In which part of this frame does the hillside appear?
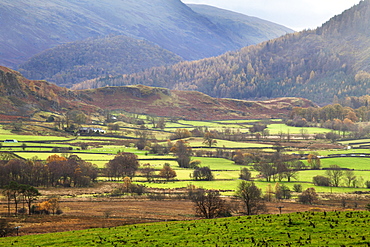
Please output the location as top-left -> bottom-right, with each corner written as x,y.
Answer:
0,0 -> 292,69
79,85 -> 315,120
0,66 -> 98,117
0,66 -> 315,120
73,0 -> 370,105
18,35 -> 183,88
188,4 -> 292,46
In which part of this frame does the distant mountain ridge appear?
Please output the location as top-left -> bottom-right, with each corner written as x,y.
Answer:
0,66 -> 315,120
187,4 -> 292,46
0,0 -> 293,69
18,35 -> 183,88
73,0 -> 370,105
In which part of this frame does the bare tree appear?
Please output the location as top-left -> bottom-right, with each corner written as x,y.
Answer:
190,189 -> 230,219
344,170 -> 357,187
325,165 -> 343,187
235,181 -> 266,215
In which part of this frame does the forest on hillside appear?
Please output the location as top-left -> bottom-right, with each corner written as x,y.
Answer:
73,0 -> 370,105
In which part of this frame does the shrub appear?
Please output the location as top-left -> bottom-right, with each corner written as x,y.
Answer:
293,184 -> 303,192
298,188 -> 318,205
239,167 -> 252,181
365,181 -> 370,189
18,208 -> 27,214
56,209 -> 63,215
0,219 -> 13,237
313,175 -> 330,186
192,167 -> 214,181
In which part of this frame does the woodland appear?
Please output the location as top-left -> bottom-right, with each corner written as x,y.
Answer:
72,0 -> 370,105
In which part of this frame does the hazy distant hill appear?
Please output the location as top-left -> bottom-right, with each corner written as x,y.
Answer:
74,0 -> 370,105
0,0 -> 293,69
0,66 -> 314,120
188,4 -> 292,46
18,35 -> 183,88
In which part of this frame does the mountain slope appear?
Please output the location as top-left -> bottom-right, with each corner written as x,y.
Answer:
0,66 -> 315,120
18,35 -> 183,88
73,0 -> 370,105
0,0 -> 293,68
188,4 -> 292,46
0,66 -> 98,116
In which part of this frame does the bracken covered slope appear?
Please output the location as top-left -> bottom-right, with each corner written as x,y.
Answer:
0,66 -> 315,120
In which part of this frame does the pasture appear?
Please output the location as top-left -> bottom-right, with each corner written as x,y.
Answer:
2,211 -> 370,246
2,118 -> 370,194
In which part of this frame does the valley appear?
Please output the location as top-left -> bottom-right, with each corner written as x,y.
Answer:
1,0 -> 370,246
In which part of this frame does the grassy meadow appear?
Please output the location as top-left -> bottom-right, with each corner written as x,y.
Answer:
2,211 -> 370,246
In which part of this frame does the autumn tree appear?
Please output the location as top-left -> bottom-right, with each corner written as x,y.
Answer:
170,140 -> 192,168
158,163 -> 177,181
203,131 -> 217,148
235,181 -> 266,215
171,129 -> 192,140
105,153 -> 140,179
307,153 -> 321,169
48,197 -> 60,215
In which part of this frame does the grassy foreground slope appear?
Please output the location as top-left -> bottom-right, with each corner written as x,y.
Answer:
2,211 -> 370,246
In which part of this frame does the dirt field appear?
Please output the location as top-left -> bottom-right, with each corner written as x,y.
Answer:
1,183 -> 368,236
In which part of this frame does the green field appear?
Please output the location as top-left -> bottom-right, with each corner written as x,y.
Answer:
2,211 -> 370,246
3,119 -> 370,193
267,124 -> 333,135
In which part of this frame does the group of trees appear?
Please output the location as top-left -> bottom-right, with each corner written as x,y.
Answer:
289,102 -> 370,138
105,154 -> 178,182
140,163 -> 177,182
0,155 -> 98,188
313,165 -> 360,188
191,181 -> 321,219
252,157 -> 305,183
105,153 -> 140,180
2,181 -> 40,215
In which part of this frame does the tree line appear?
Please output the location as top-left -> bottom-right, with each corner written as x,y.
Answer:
0,154 -> 98,188
289,102 -> 370,138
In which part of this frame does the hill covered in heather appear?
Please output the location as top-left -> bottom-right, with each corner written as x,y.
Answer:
0,66 -> 315,120
73,0 -> 370,105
